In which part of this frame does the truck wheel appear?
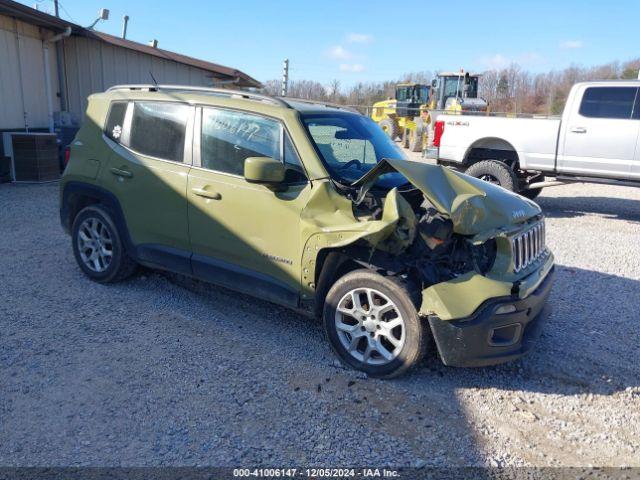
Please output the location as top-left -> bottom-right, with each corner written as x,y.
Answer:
466,160 -> 518,192
409,120 -> 425,152
401,129 -> 410,149
323,269 -> 427,378
521,188 -> 543,200
71,205 -> 137,283
378,118 -> 398,141
520,174 -> 545,200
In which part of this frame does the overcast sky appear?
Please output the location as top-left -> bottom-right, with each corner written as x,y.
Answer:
25,0 -> 640,86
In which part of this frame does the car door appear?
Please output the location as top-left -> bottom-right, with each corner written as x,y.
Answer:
187,106 -> 311,306
102,100 -> 194,274
558,85 -> 639,179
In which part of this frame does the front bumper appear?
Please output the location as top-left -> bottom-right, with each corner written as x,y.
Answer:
428,266 -> 555,367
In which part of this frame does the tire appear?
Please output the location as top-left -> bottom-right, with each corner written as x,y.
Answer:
521,187 -> 543,200
466,160 -> 519,192
401,129 -> 410,149
520,174 -> 544,200
71,205 -> 137,283
378,118 -> 398,141
409,120 -> 425,152
323,269 -> 427,378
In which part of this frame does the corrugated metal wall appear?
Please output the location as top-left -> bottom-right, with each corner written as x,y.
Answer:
62,36 -> 214,120
1,13 -> 217,130
0,14 -> 59,130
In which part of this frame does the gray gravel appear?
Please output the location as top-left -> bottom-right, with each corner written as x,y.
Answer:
1,177 -> 639,468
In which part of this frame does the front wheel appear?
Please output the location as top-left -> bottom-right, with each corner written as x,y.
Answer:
323,269 -> 427,378
378,118 -> 399,141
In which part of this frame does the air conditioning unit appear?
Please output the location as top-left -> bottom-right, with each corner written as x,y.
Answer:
2,132 -> 60,182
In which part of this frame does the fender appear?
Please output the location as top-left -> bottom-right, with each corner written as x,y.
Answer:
298,181 -> 417,304
60,181 -> 135,256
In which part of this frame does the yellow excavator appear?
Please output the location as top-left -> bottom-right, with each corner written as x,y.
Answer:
371,71 -> 488,151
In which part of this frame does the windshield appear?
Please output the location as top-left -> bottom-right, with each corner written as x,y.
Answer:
443,76 -> 479,99
302,112 -> 408,188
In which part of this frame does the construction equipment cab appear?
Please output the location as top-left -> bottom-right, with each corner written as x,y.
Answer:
371,83 -> 431,152
431,71 -> 488,113
395,83 -> 430,117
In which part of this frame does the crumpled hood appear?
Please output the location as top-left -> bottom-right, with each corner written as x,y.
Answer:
352,158 -> 541,235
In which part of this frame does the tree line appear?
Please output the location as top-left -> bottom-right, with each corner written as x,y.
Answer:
262,58 -> 640,115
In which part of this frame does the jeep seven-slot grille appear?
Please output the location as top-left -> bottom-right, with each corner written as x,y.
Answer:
512,221 -> 546,273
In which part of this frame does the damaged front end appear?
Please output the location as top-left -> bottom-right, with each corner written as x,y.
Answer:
302,158 -> 555,367
303,158 -> 554,325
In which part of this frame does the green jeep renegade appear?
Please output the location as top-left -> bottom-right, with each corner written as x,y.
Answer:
60,85 -> 555,378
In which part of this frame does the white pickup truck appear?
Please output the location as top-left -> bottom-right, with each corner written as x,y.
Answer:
425,80 -> 640,198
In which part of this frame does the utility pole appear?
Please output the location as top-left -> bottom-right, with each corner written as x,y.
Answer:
54,0 -> 59,17
121,15 -> 129,39
281,58 -> 289,97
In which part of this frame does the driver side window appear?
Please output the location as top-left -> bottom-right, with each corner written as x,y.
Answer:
200,107 -> 307,184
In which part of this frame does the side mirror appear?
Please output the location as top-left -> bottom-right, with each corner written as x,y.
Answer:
244,156 -> 285,185
431,79 -> 438,88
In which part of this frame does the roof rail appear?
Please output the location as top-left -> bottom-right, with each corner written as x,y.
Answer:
278,97 -> 360,113
106,84 -> 289,107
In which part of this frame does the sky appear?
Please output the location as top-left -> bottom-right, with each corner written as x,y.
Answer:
24,0 -> 640,87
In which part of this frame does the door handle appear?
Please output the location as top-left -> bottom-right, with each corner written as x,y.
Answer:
110,167 -> 133,178
192,187 -> 222,200
570,126 -> 587,133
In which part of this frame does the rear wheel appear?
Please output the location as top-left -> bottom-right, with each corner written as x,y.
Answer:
466,160 -> 518,192
71,205 -> 137,283
323,269 -> 427,378
378,118 -> 399,141
520,174 -> 544,200
409,120 -> 424,152
521,187 -> 543,200
401,129 -> 410,149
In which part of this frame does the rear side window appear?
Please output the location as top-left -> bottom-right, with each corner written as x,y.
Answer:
579,87 -> 637,119
129,102 -> 190,162
104,102 -> 127,142
201,108 -> 280,176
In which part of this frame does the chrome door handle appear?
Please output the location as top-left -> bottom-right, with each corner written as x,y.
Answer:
110,167 -> 133,178
570,126 -> 587,133
192,188 -> 222,200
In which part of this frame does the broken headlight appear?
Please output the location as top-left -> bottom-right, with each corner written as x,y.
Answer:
471,239 -> 497,275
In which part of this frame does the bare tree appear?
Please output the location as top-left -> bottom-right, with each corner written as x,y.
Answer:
328,79 -> 341,101
260,57 -> 640,114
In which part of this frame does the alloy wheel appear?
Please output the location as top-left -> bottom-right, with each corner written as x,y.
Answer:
77,217 -> 113,273
334,287 -> 406,365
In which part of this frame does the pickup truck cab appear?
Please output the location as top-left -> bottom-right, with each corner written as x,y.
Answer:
426,80 -> 640,198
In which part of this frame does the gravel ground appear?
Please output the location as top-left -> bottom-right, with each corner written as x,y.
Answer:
1,175 -> 639,468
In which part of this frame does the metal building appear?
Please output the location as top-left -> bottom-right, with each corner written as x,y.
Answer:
0,0 -> 261,167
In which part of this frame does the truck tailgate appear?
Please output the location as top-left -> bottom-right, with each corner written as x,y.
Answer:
435,114 -> 561,171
